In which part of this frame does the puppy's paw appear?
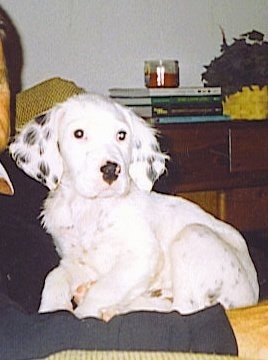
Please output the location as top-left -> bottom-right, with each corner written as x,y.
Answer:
101,307 -> 120,322
73,302 -> 118,320
73,302 -> 100,319
73,280 -> 95,306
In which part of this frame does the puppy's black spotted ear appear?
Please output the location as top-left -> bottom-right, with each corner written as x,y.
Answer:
118,104 -> 169,191
9,108 -> 64,190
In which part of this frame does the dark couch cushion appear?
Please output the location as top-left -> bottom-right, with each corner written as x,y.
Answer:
0,294 -> 237,359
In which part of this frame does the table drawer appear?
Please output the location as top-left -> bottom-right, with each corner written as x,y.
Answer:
157,123 -> 229,192
229,127 -> 268,173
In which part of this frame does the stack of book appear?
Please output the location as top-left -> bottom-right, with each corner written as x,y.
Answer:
109,87 -> 230,123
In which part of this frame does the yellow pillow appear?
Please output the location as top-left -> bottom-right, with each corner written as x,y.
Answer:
16,77 -> 86,130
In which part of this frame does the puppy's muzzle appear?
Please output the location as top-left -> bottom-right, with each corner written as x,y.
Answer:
100,161 -> 121,185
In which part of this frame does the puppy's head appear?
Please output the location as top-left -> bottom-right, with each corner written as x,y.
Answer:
10,93 -> 168,197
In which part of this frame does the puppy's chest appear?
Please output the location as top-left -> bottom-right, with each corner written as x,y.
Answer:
45,198 -> 121,260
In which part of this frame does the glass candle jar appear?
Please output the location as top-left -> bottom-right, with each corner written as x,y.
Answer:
144,60 -> 179,88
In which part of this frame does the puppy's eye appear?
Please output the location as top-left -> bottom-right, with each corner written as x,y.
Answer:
117,130 -> 127,141
74,129 -> 84,139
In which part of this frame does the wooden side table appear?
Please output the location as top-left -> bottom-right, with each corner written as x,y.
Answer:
154,120 -> 268,234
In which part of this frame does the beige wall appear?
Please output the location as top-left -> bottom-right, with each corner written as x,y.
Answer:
1,0 -> 268,94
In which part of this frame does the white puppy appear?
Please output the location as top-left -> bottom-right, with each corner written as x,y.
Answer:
10,93 -> 259,320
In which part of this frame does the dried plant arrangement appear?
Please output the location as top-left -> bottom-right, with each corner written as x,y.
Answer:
202,30 -> 268,119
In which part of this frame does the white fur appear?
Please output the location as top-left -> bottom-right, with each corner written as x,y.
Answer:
10,93 -> 259,319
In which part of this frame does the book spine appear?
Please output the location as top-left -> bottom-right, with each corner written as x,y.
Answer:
111,97 -> 152,106
128,105 -> 152,118
109,87 -> 221,98
112,95 -> 222,106
151,95 -> 222,105
152,104 -> 222,117
155,115 -> 230,124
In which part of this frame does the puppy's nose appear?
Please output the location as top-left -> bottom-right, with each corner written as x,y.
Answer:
100,161 -> 121,185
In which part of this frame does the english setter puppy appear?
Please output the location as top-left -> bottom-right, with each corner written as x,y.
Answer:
10,93 -> 259,320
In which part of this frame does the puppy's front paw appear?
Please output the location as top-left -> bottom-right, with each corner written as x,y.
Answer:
74,305 -> 119,321
73,303 -> 100,319
73,280 -> 96,306
101,307 -> 120,322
